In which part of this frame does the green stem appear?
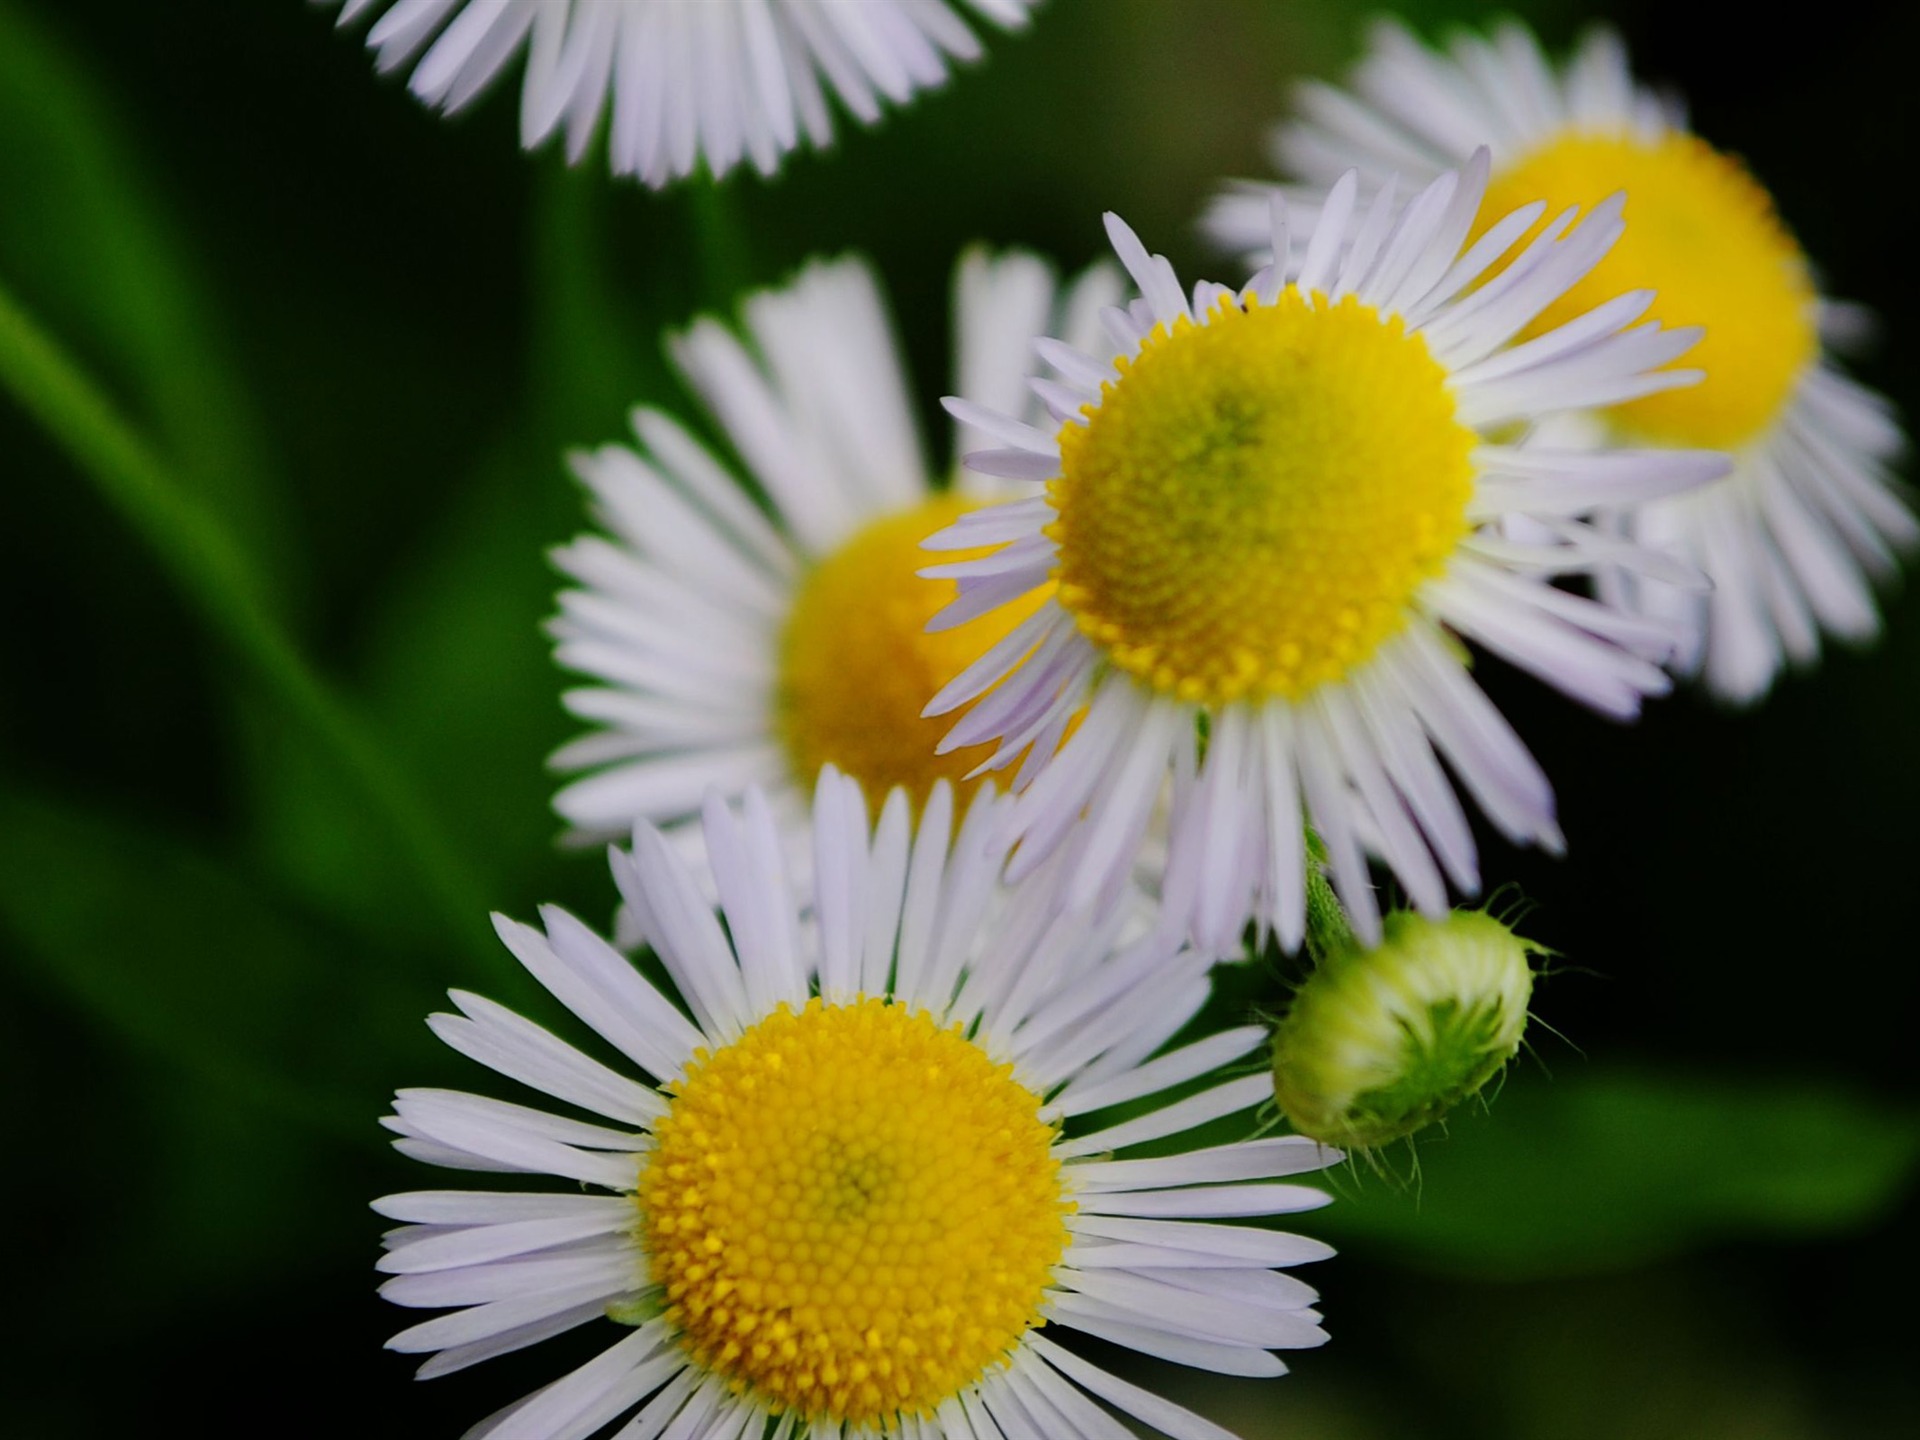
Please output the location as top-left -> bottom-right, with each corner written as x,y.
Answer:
0,276 -> 498,971
1302,831 -> 1358,964
687,174 -> 755,311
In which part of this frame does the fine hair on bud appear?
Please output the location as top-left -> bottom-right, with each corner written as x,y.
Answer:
1270,908 -> 1541,1151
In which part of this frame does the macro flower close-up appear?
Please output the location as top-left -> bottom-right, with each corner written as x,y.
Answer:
925,159 -> 1725,953
4,3 -> 1917,1437
379,769 -> 1335,1435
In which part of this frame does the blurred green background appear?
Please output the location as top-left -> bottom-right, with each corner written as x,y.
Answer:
2,0 -> 1916,1434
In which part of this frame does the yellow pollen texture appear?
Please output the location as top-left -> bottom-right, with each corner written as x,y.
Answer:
1480,130 -> 1817,448
1050,290 -> 1475,705
777,495 -> 1047,812
639,997 -> 1069,1428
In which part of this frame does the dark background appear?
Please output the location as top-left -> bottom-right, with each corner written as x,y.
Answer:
1,0 -> 1915,1434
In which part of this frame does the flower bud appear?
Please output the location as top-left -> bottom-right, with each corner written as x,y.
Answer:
1271,908 -> 1538,1149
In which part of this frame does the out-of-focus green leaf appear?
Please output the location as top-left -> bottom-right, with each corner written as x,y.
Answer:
0,785 -> 439,1134
0,4 -> 507,975
0,987 -> 377,1335
245,164 -> 682,941
527,163 -> 683,433
1322,0 -> 1591,49
240,426 -> 583,958
134,1073 -> 377,1296
0,0 -> 290,594
1430,1269 -> 1824,1440
0,278 -> 501,969
1319,1065 -> 1920,1278
1152,1263 -> 1828,1440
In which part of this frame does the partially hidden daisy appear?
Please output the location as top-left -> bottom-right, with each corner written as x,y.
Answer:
376,768 -> 1338,1438
1206,19 -> 1914,703
923,158 -> 1727,956
323,0 -> 1041,187
548,248 -> 1118,877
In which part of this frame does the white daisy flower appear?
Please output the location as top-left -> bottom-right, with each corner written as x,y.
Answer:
1205,19 -> 1915,704
548,248 -> 1119,876
376,767 -> 1338,1439
922,159 -> 1728,956
321,0 -> 1041,186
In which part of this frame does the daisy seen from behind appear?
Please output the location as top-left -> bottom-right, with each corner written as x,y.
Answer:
548,248 -> 1118,873
923,156 -> 1727,956
376,768 -> 1338,1438
322,0 -> 1042,187
1207,19 -> 1914,703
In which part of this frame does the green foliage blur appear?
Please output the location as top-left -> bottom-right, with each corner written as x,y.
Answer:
1,0 -> 1915,1435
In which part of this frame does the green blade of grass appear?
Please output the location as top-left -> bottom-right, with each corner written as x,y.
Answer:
0,278 -> 502,978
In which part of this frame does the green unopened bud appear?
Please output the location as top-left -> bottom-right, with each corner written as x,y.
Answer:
1271,908 -> 1539,1149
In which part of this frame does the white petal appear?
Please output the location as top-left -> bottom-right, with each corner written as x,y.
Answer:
1068,1136 -> 1338,1192
1053,1074 -> 1271,1159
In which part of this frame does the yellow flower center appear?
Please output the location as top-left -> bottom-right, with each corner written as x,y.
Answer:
1480,130 -> 1818,448
639,997 -> 1070,1427
777,495 -> 1046,811
1050,290 -> 1475,705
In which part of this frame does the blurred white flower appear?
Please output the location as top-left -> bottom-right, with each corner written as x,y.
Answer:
1207,19 -> 1915,703
548,247 -> 1117,886
325,0 -> 1041,185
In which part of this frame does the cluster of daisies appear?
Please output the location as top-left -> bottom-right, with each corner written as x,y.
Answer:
328,6 -> 1910,1439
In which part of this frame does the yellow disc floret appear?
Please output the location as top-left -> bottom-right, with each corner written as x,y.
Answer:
1481,130 -> 1818,448
640,997 -> 1070,1427
1051,290 -> 1475,705
778,495 -> 1046,812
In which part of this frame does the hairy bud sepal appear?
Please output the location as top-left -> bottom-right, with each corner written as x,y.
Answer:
1271,908 -> 1539,1149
